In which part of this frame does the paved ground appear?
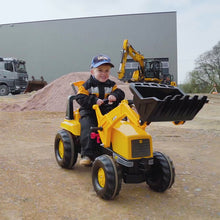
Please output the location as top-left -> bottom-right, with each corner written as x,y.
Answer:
0,94 -> 219,219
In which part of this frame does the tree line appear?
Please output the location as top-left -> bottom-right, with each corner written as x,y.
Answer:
180,41 -> 220,93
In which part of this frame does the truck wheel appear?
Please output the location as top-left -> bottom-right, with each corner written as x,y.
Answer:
0,85 -> 9,96
92,155 -> 122,200
146,151 -> 175,192
54,129 -> 78,169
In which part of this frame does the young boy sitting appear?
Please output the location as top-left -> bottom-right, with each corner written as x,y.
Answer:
76,54 -> 125,166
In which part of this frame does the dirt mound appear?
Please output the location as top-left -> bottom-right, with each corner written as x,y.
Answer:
0,72 -> 132,112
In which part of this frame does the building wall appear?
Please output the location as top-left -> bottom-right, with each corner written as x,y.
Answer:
0,12 -> 177,83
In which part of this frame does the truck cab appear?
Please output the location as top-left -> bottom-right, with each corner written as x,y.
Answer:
0,57 -> 28,95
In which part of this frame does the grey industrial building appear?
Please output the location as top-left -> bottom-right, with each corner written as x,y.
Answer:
0,12 -> 177,83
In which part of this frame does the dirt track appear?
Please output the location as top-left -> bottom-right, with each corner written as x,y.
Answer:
0,93 -> 220,220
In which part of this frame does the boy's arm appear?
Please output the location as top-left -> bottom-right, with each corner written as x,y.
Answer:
110,84 -> 125,102
76,85 -> 98,108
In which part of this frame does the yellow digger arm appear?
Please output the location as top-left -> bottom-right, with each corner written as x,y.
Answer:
93,100 -> 146,148
118,39 -> 145,80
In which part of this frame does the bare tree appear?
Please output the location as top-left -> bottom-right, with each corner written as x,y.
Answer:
184,41 -> 220,93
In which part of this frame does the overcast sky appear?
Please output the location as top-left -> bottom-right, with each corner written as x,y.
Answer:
0,0 -> 219,83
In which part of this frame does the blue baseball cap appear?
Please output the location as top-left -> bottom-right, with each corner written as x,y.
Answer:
90,54 -> 114,68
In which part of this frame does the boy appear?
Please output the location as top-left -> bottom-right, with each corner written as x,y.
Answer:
76,54 -> 125,166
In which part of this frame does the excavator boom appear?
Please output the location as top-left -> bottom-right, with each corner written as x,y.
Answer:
118,39 -> 145,80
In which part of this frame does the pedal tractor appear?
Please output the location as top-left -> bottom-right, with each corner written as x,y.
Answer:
54,82 -> 208,200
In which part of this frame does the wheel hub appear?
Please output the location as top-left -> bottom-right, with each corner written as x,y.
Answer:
0,89 -> 6,94
98,168 -> 105,188
58,140 -> 64,159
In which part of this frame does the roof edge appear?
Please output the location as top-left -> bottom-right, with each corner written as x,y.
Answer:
0,11 -> 176,26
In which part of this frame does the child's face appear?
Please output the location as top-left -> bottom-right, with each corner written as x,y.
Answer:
91,64 -> 111,82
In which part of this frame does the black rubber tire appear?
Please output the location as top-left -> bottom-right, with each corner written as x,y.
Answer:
146,151 -> 175,192
92,155 -> 122,200
54,129 -> 78,169
0,85 -> 9,96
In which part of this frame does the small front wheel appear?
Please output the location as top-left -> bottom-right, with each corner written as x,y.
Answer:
54,129 -> 78,169
146,151 -> 175,192
92,155 -> 122,200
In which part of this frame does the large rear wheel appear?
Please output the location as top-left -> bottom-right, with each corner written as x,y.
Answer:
92,155 -> 122,200
146,151 -> 175,192
54,129 -> 78,169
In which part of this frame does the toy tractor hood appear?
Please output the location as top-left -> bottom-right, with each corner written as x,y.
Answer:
129,82 -> 208,123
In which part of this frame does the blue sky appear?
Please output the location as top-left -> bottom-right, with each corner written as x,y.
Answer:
0,0 -> 219,83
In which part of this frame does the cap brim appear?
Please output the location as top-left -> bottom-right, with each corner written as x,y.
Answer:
92,61 -> 114,68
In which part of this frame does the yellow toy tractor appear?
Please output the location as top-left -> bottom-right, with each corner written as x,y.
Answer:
54,82 -> 208,200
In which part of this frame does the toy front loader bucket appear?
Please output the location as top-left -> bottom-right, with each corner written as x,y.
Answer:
129,83 -> 208,123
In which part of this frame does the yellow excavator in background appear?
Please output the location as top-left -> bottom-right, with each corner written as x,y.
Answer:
118,39 -> 177,86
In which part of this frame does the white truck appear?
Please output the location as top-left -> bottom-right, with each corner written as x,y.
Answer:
0,57 -> 28,96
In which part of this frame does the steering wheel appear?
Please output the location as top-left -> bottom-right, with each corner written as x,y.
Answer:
100,99 -> 118,115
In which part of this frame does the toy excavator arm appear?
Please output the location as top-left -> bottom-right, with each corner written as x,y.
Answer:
118,39 -> 145,80
93,100 -> 146,148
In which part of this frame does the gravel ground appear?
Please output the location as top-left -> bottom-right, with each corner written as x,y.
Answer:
0,93 -> 219,220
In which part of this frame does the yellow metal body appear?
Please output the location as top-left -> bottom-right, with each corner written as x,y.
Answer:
131,70 -> 140,82
93,100 -> 153,160
142,77 -> 162,83
61,109 -> 81,136
111,121 -> 153,160
170,81 -> 177,87
60,98 -> 153,161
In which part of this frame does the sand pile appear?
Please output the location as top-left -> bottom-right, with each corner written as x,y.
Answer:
0,72 -> 132,112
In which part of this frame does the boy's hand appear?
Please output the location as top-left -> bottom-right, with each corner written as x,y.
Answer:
96,99 -> 104,106
108,95 -> 116,102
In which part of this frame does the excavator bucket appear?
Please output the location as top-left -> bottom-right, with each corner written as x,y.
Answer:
129,82 -> 208,123
24,76 -> 47,93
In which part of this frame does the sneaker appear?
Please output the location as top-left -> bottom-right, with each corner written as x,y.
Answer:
80,156 -> 92,166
